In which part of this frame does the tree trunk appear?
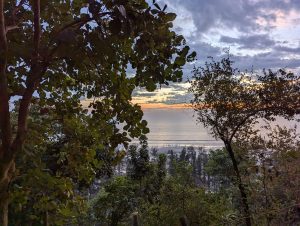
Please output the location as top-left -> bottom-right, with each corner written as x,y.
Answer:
132,213 -> 139,226
110,212 -> 120,226
45,211 -> 49,226
0,191 -> 8,226
180,215 -> 189,226
0,160 -> 15,226
225,141 -> 251,226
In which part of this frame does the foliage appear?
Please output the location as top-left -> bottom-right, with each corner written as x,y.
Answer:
89,145 -> 167,226
8,103 -> 126,225
89,147 -> 233,226
204,148 -> 234,190
0,1 -> 195,224
139,158 -> 233,226
126,143 -> 151,181
189,55 -> 300,226
189,56 -> 299,143
235,125 -> 300,225
90,176 -> 138,226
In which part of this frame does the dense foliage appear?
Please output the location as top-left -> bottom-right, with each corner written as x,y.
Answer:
87,145 -> 233,226
76,123 -> 300,226
1,1 -> 299,225
0,1 -> 195,225
189,56 -> 300,226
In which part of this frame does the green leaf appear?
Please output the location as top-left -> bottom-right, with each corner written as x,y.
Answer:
187,51 -> 197,62
165,13 -> 177,21
109,18 -> 122,35
174,57 -> 185,66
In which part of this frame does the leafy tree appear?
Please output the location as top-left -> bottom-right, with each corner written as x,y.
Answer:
91,148 -> 167,226
189,56 -> 300,226
127,143 -> 150,181
141,153 -> 167,204
205,149 -> 234,191
195,148 -> 209,186
8,102 -> 127,225
90,145 -> 240,226
167,149 -> 177,176
235,125 -> 300,225
0,0 -> 195,224
140,160 -> 232,226
126,144 -> 167,202
90,176 -> 138,226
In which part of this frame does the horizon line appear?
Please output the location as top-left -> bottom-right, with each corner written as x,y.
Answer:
134,102 -> 192,109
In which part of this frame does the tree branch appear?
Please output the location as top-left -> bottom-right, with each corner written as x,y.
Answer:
48,11 -> 111,44
33,0 -> 41,62
9,87 -> 26,97
9,0 -> 42,159
5,0 -> 26,34
229,112 -> 257,142
11,64 -> 48,158
49,17 -> 93,45
11,0 -> 26,23
5,25 -> 19,32
0,0 -> 12,157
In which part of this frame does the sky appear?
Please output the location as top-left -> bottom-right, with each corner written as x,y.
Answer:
132,0 -> 300,108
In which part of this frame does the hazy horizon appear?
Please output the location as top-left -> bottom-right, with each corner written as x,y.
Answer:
140,108 -> 300,148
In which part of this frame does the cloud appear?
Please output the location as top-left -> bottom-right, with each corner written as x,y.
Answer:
132,91 -> 156,97
190,41 -> 222,56
274,45 -> 300,54
163,92 -> 193,105
163,0 -> 300,34
132,82 -> 192,105
156,0 -> 300,72
143,0 -> 300,106
232,52 -> 300,70
163,0 -> 273,34
220,34 -> 276,49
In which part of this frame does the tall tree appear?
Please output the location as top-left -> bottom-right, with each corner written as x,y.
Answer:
8,102 -> 128,225
189,56 -> 300,226
0,0 -> 195,225
234,125 -> 300,225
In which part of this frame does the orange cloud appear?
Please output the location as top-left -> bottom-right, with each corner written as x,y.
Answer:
137,103 -> 192,109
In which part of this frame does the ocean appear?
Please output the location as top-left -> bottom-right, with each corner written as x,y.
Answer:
141,108 -> 299,149
142,108 -> 222,148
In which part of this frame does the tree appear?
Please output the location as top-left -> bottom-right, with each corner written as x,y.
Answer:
140,159 -> 232,226
91,176 -> 138,226
7,101 -> 131,225
91,148 -> 167,226
189,56 -> 300,226
127,143 -> 150,182
234,125 -> 300,225
0,0 -> 195,224
167,149 -> 177,176
204,148 -> 234,191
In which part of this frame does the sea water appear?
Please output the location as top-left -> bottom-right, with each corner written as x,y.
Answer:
141,108 -> 299,149
142,108 -> 222,148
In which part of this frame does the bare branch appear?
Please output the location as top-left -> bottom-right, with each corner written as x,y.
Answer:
5,25 -> 19,32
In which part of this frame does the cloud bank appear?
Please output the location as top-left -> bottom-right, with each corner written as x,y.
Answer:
134,0 -> 300,106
